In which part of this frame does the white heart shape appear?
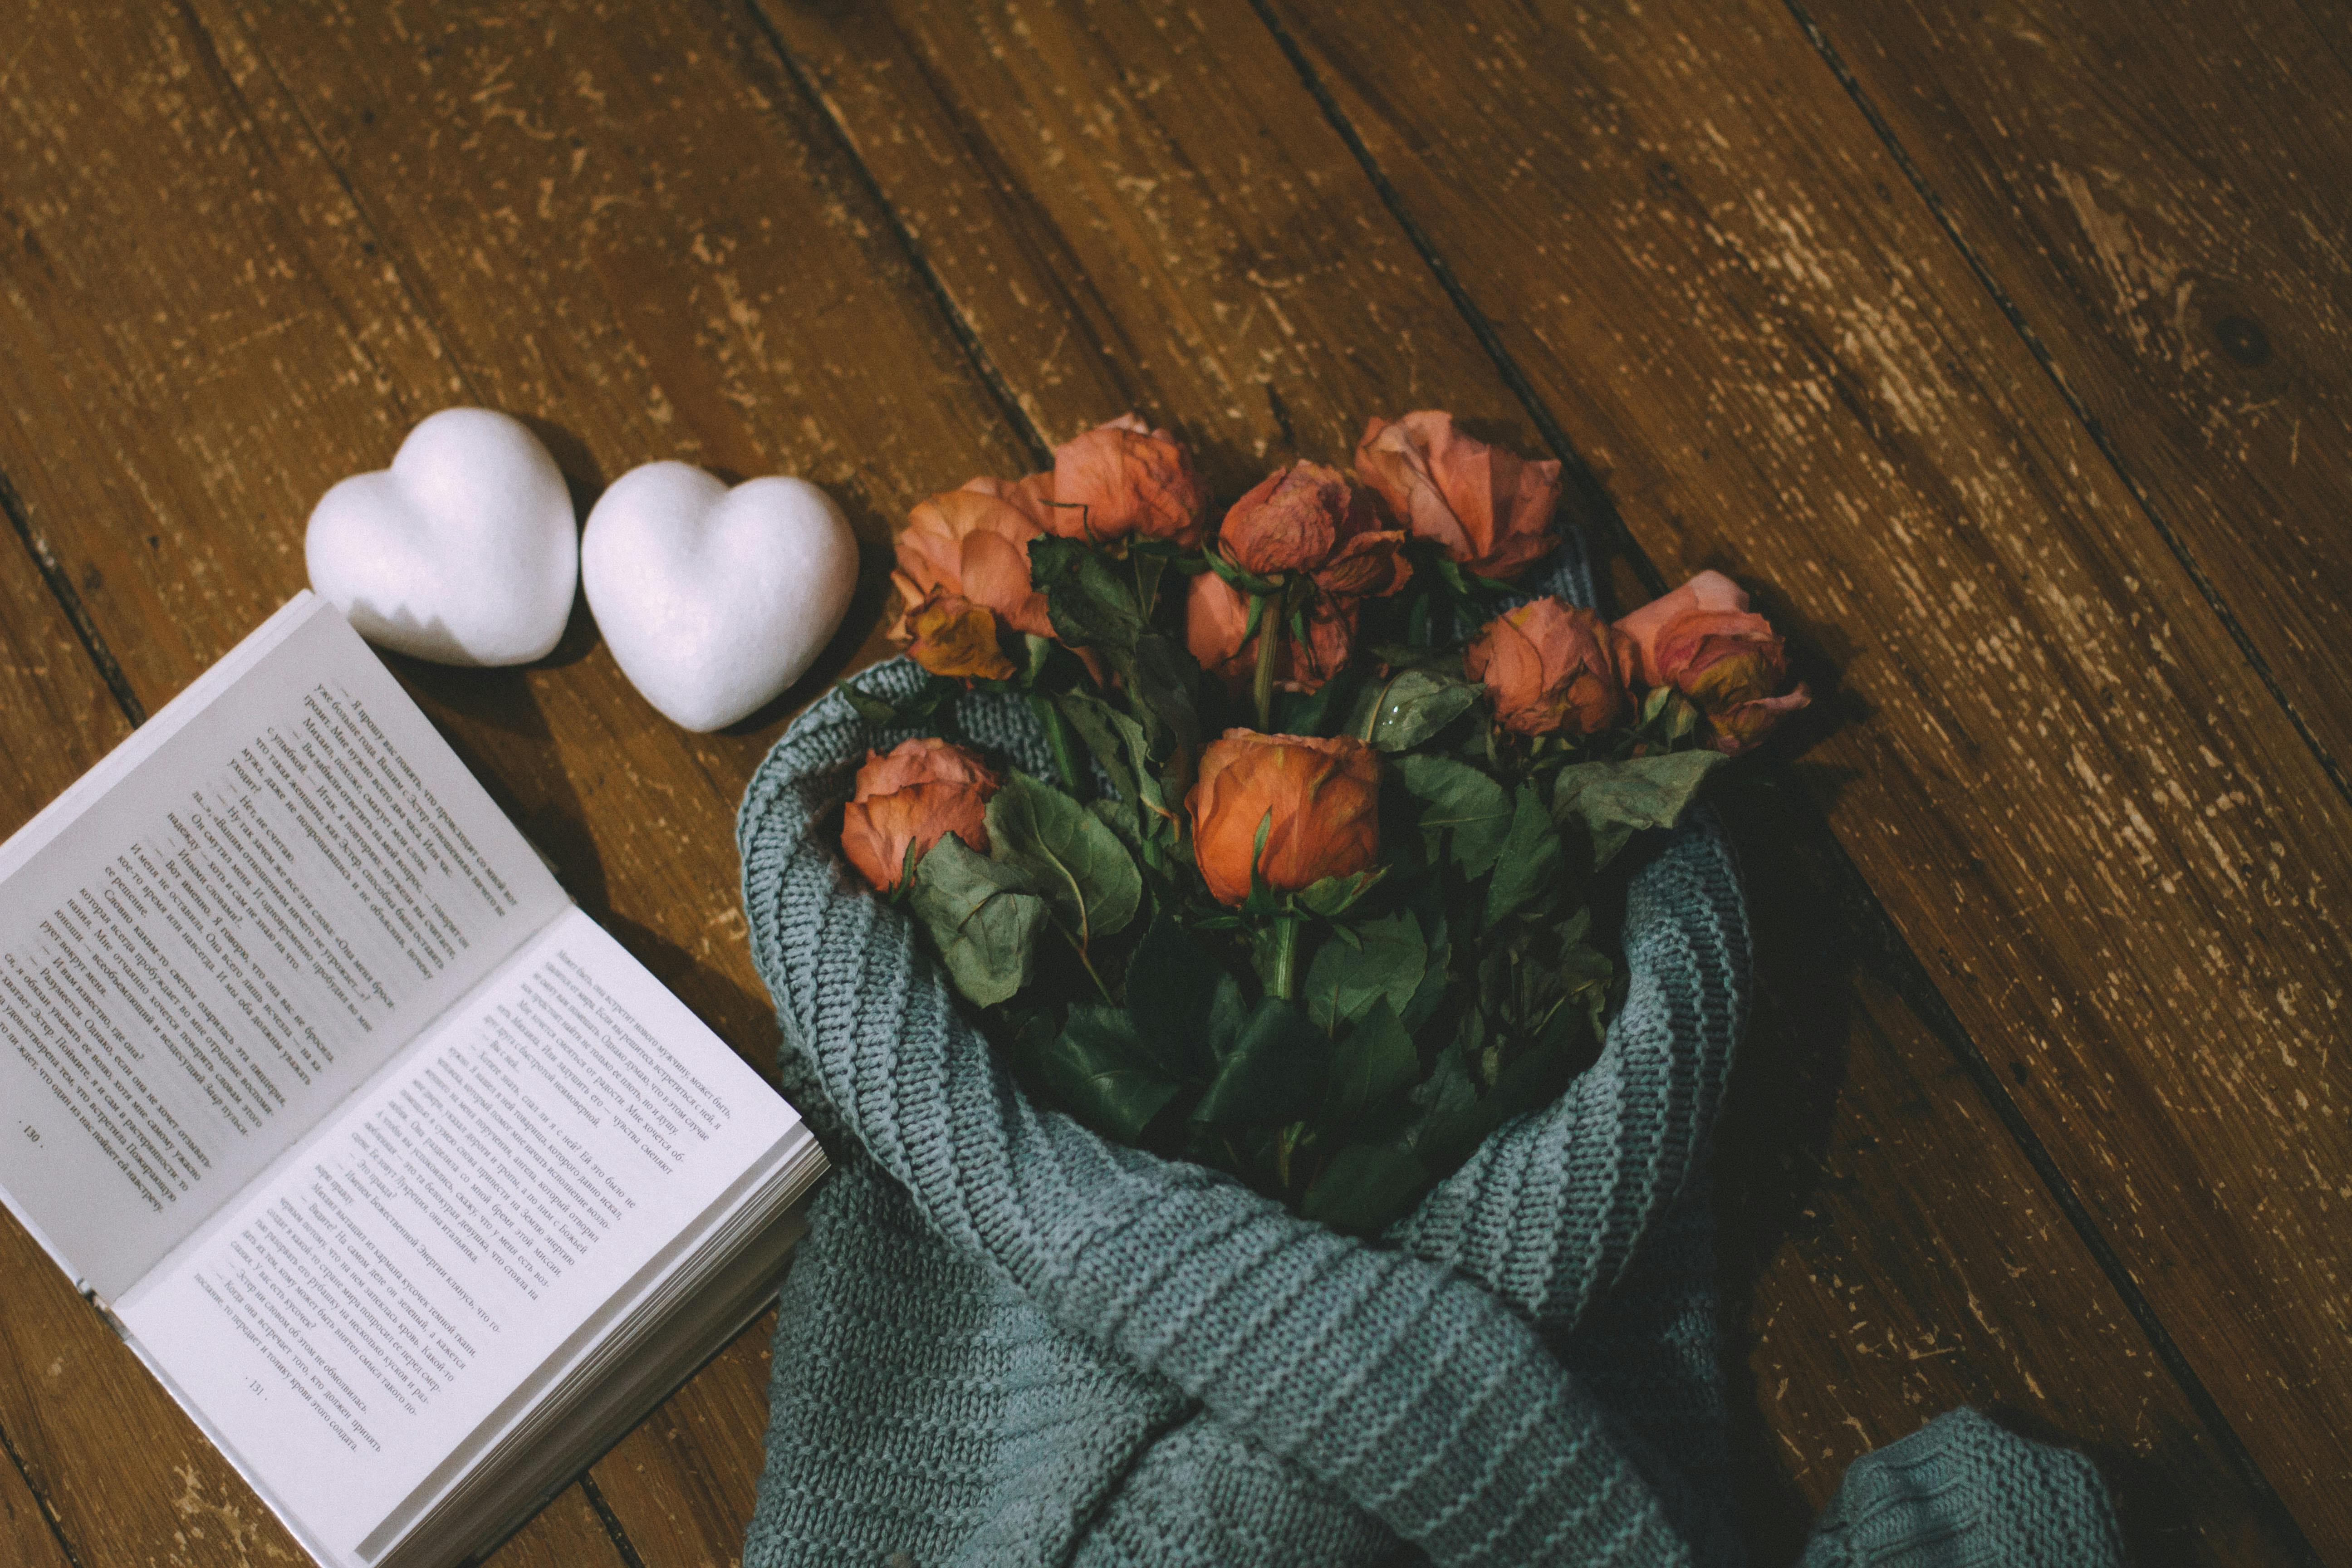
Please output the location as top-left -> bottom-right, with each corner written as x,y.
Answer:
305,408 -> 579,666
581,462 -> 858,732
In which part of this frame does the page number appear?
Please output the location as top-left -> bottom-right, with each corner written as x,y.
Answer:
17,1123 -> 37,1146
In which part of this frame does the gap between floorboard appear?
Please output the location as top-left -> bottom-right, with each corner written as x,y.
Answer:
1233,1 -> 2320,1559
1777,0 -> 2351,815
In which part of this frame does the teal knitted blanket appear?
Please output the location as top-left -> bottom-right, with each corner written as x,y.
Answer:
736,548 -> 2124,1566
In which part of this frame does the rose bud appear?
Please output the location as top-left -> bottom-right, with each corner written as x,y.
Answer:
1184,571 -> 1356,696
840,737 -> 1001,892
1354,411 -> 1562,581
1465,597 -> 1627,737
1614,569 -> 1811,754
1048,413 -> 1208,546
903,588 -> 1016,682
892,475 -> 1058,650
1186,731 -> 1382,906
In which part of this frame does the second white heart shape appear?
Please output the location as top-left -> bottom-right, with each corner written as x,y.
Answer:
582,461 -> 858,732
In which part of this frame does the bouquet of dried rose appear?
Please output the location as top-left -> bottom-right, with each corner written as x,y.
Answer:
833,411 -> 1807,1237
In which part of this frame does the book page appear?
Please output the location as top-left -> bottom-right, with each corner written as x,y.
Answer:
115,908 -> 800,1565
0,598 -> 567,1296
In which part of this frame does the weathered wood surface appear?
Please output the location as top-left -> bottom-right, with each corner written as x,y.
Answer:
0,0 -> 1018,1562
1799,0 -> 2352,782
760,0 -> 2326,1561
0,0 -> 2344,1564
1254,0 -> 2350,1554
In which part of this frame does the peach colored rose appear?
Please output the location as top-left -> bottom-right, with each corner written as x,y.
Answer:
892,475 -> 1057,647
903,588 -> 1017,682
1221,461 -> 1349,575
1614,569 -> 1810,754
1465,598 -> 1627,737
840,738 -> 1001,892
1186,731 -> 1382,906
1354,411 -> 1561,581
1219,460 -> 1412,598
1185,571 -> 1355,696
1048,414 -> 1207,546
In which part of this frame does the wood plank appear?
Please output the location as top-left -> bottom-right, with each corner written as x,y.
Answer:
1796,0 -> 2352,779
0,1419 -> 71,1568
1250,0 -> 2352,1553
745,5 -> 2301,1562
577,1313 -> 778,1568
0,0 -> 1026,1563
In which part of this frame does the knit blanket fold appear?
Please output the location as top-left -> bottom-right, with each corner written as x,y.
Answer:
738,543 -> 2125,1568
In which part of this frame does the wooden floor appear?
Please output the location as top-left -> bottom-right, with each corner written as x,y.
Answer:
0,2 -> 2345,1563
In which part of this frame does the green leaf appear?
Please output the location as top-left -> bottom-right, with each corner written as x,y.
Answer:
987,771 -> 1142,942
1406,1028 -> 1499,1173
836,679 -> 905,726
1191,996 -> 1326,1127
1028,538 -> 1145,653
1321,1000 -> 1420,1134
906,836 -> 1049,1007
1125,912 -> 1225,1080
1484,785 -> 1567,930
1204,973 -> 1250,1062
1348,667 -> 1483,752
1401,892 -> 1451,1034
1123,632 -> 1203,786
1272,665 -> 1364,739
1036,1003 -> 1180,1141
1552,750 -> 1726,836
1301,1142 -> 1430,1237
1392,754 -> 1513,878
1058,690 -> 1139,808
1296,867 -> 1385,919
1301,911 -> 1427,1034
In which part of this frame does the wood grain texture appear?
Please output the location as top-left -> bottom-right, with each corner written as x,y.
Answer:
751,4 -> 2300,1560
0,0 -> 1028,1562
1257,0 -> 2351,1552
1798,0 -> 2352,780
0,1392 -> 72,1568
586,1313 -> 779,1568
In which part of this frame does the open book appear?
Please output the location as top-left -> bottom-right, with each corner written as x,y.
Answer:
0,593 -> 826,1568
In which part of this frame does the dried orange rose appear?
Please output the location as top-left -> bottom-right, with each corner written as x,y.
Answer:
1184,571 -> 1355,696
1186,730 -> 1382,906
892,475 -> 1057,651
1354,411 -> 1561,581
1465,597 -> 1627,737
1047,414 -> 1208,546
1220,461 -> 1350,575
903,588 -> 1017,682
840,738 -> 1001,892
1615,569 -> 1810,754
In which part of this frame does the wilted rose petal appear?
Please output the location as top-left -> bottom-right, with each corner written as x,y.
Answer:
1614,569 -> 1810,754
1048,413 -> 1207,546
1465,597 -> 1627,737
1186,730 -> 1382,906
840,738 -> 1002,892
904,589 -> 1017,682
893,476 -> 1056,645
1354,411 -> 1561,581
1220,461 -> 1350,576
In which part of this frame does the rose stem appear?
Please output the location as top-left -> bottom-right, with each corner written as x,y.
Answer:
1029,692 -> 1091,802
1267,913 -> 1301,1001
1252,589 -> 1284,732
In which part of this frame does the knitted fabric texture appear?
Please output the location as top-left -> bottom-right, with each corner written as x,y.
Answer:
737,541 -> 2125,1568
